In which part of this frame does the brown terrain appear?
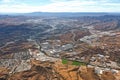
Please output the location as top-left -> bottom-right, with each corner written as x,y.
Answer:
0,59 -> 120,80
0,15 -> 120,80
94,21 -> 118,31
0,41 -> 34,59
59,29 -> 90,44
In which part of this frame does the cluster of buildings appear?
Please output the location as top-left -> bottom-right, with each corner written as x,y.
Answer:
40,40 -> 74,57
87,54 -> 120,74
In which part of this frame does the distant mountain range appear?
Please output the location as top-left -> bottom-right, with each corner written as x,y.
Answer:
1,12 -> 120,17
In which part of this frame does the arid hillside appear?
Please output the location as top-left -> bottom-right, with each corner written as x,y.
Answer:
0,59 -> 120,80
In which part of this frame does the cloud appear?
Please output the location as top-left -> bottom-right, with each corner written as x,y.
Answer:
1,0 -> 14,3
0,0 -> 120,13
38,0 -> 120,12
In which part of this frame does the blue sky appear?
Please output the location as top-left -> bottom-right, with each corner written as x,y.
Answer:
0,0 -> 120,13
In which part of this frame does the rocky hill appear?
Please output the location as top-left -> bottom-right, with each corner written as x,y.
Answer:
0,59 -> 120,80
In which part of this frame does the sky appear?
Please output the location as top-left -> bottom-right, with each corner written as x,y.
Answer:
0,0 -> 120,13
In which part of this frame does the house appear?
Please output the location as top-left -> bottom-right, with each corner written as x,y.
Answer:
61,44 -> 73,51
95,67 -> 103,74
111,69 -> 119,74
41,42 -> 52,50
